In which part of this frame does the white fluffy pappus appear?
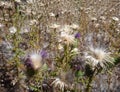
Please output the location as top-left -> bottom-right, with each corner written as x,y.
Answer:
60,32 -> 75,45
25,51 -> 43,70
51,78 -> 68,91
85,46 -> 114,68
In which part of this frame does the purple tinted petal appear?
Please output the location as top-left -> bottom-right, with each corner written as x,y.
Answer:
25,57 -> 32,67
40,50 -> 47,58
75,33 -> 80,38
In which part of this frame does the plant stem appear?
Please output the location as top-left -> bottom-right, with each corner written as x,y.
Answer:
85,68 -> 97,92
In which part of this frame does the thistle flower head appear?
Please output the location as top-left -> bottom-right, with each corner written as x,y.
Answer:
60,32 -> 75,45
25,51 -> 43,70
85,46 -> 114,68
51,78 -> 68,91
58,24 -> 81,45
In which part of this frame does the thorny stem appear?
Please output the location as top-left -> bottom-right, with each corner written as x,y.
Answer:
63,44 -> 70,71
85,67 -> 97,92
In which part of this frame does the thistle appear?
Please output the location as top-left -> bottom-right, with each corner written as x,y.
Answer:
60,32 -> 75,45
51,78 -> 68,91
25,50 -> 45,70
85,46 -> 114,69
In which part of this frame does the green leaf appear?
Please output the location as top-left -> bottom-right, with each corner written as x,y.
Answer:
114,57 -> 120,65
30,85 -> 38,91
75,70 -> 84,78
41,63 -> 48,71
